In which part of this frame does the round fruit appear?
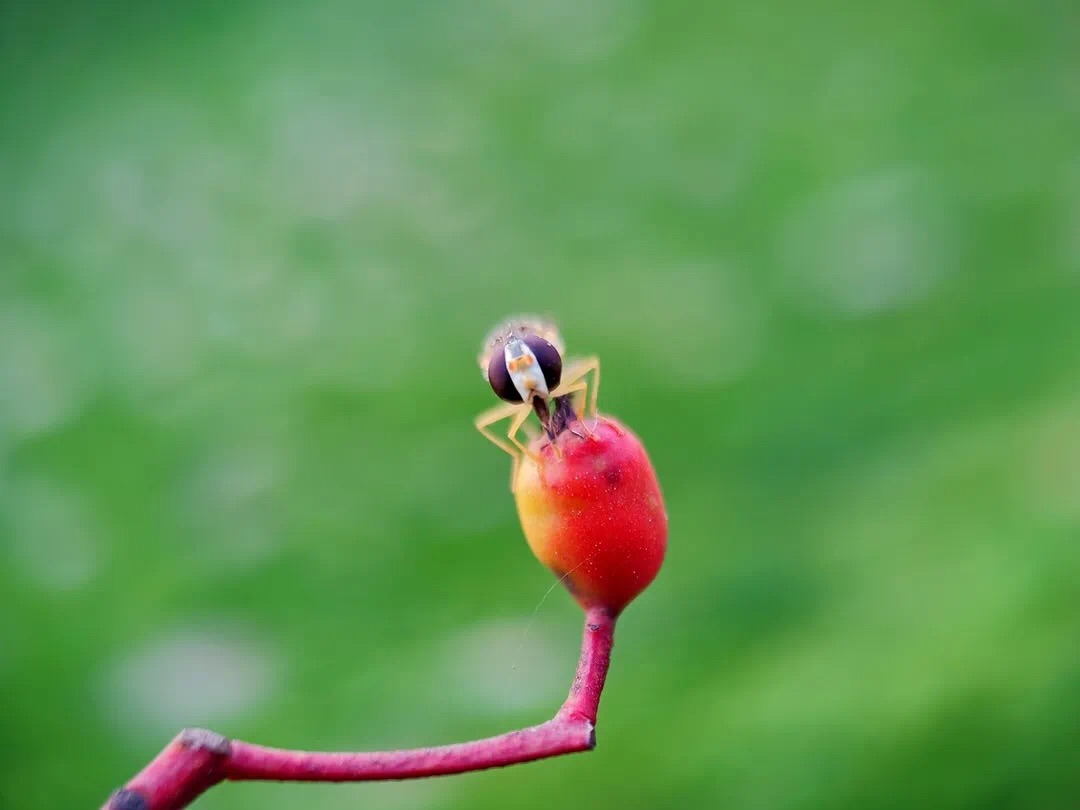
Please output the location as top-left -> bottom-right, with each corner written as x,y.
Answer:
514,416 -> 667,614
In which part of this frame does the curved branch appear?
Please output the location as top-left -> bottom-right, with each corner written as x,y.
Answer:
102,606 -> 616,810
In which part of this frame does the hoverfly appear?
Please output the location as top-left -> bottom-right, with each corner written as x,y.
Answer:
475,316 -> 600,490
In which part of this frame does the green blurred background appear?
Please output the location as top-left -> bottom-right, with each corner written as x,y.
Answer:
2,2 -> 1078,808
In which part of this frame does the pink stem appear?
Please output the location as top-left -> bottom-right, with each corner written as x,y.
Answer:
103,607 -> 616,810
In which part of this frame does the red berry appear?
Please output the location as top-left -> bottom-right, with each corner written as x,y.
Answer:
514,416 -> 667,614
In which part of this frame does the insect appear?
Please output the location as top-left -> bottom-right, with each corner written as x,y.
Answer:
475,316 -> 601,490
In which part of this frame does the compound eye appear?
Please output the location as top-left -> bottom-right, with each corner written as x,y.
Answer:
524,335 -> 562,391
487,350 -> 523,402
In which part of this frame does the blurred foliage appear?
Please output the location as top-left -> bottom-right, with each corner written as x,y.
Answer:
1,1 -> 1078,809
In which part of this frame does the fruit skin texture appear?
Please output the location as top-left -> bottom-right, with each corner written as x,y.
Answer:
514,416 -> 667,614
